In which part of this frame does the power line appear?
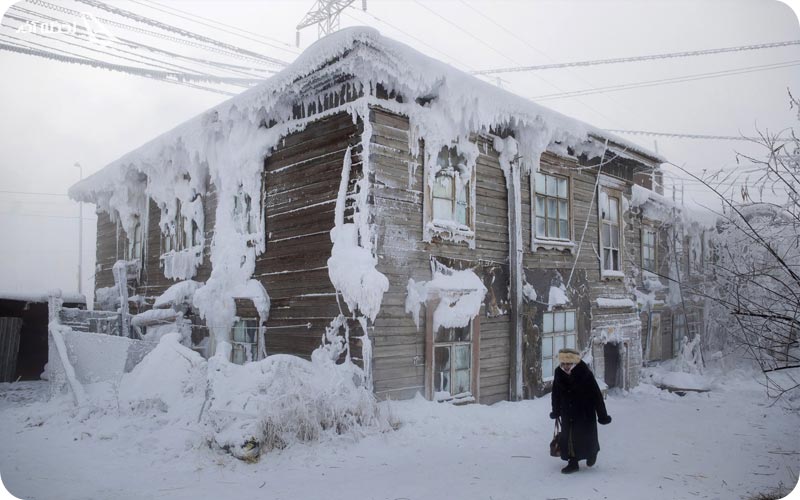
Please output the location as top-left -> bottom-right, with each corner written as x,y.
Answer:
72,0 -> 290,68
411,0 -> 515,65
473,39 -> 800,75
24,0 -> 282,67
531,59 -> 800,101
129,0 -> 299,56
10,5 -> 273,79
0,42 -> 240,95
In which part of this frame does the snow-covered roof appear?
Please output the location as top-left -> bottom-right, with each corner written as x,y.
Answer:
70,27 -> 662,203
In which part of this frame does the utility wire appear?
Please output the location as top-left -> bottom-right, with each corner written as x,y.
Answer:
531,59 -> 800,101
0,42 -> 240,95
474,39 -> 800,75
10,5 -> 273,79
130,0 -> 299,56
72,0 -> 289,67
24,0 -> 280,67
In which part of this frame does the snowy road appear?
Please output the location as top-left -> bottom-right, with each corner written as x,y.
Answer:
1,374 -> 798,500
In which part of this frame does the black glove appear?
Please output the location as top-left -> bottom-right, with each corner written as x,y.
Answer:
598,415 -> 612,425
549,411 -> 559,420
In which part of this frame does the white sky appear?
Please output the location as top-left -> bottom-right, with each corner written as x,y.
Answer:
1,0 -> 799,298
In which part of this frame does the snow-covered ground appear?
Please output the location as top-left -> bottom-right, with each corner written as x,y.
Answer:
1,369 -> 798,500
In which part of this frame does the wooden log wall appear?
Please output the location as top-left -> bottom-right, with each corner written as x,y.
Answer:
368,106 -> 512,405
256,111 -> 364,362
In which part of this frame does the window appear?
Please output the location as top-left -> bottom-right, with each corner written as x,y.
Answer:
431,147 -> 471,228
231,318 -> 260,365
600,192 -> 621,272
126,220 -> 143,262
542,310 -> 577,380
534,172 -> 570,240
433,324 -> 472,400
233,189 -> 257,235
642,228 -> 656,272
161,199 -> 203,254
672,312 -> 686,357
424,146 -> 476,246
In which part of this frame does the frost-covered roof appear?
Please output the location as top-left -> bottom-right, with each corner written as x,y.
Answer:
70,27 -> 662,201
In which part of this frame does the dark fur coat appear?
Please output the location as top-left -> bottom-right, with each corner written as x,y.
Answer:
550,361 -> 610,461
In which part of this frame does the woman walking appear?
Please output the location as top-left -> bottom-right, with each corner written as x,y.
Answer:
550,348 -> 612,474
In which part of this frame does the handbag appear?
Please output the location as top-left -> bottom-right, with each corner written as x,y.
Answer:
549,417 -> 561,457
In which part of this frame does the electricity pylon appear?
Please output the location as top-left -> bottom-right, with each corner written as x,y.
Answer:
296,0 -> 366,46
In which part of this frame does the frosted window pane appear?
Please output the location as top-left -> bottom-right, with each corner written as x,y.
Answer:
233,322 -> 246,342
554,311 -> 565,332
456,202 -> 467,225
535,173 -> 546,194
454,345 -> 471,370
542,336 -> 552,357
547,219 -> 557,237
558,178 -> 567,198
558,200 -> 569,220
602,224 -> 610,245
536,195 -> 545,215
433,175 -> 453,198
610,198 -> 619,222
232,345 -> 246,365
566,311 -> 575,331
611,227 -> 619,247
542,358 -> 553,379
547,198 -> 557,218
433,198 -> 453,221
536,217 -> 546,237
554,335 -> 565,352
543,313 -> 553,333
453,369 -> 471,394
547,176 -> 558,196
435,327 -> 454,343
559,220 -> 569,239
566,334 -> 576,349
434,346 -> 451,392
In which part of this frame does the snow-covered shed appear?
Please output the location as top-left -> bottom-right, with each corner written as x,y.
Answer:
0,291 -> 86,381
70,27 -> 667,403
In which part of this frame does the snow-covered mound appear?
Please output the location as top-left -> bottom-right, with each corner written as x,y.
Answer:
205,349 -> 386,461
118,333 -> 207,415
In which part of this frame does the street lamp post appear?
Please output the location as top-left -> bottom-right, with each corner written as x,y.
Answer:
74,162 -> 83,297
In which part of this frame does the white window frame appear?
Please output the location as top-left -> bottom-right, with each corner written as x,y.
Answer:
641,227 -> 657,273
598,178 -> 625,279
423,146 -> 477,247
532,170 -> 574,252
541,309 -> 577,381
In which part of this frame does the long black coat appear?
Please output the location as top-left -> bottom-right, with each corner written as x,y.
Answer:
550,361 -> 609,461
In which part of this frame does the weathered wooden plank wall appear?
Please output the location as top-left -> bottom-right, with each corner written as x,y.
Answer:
369,106 -> 512,405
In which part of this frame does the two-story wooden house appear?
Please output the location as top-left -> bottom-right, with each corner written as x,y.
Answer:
70,27 -> 667,404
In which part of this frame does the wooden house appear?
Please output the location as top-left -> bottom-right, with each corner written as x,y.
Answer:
70,28 -> 668,404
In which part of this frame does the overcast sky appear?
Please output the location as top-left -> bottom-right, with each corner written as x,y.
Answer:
1,0 -> 799,299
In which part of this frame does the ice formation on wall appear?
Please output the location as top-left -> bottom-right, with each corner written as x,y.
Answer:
405,266 -> 487,332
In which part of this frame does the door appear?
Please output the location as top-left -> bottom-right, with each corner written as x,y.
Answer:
648,312 -> 662,361
0,317 -> 23,382
603,342 -> 620,388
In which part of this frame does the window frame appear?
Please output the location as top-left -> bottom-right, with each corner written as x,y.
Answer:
641,227 -> 657,273
230,317 -> 261,365
541,309 -> 578,382
423,146 -> 477,247
424,297 -> 481,403
598,181 -> 625,278
532,170 -> 574,251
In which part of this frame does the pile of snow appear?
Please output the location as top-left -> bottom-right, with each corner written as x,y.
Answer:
206,349 -> 387,461
548,284 -> 569,310
118,333 -> 206,415
596,297 -> 635,309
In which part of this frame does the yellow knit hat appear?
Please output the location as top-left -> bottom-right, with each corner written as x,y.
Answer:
558,348 -> 581,364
